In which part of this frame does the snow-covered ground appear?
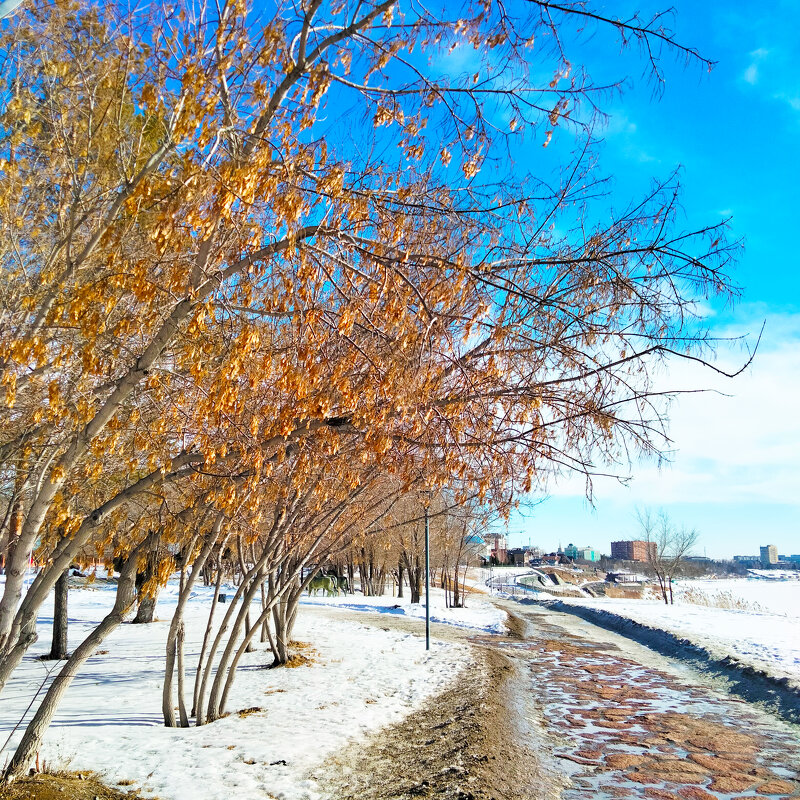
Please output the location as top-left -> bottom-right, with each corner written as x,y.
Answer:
0,579 -> 505,800
676,576 -> 800,616
550,577 -> 800,688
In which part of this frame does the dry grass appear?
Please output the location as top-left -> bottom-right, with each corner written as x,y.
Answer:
604,584 -> 644,599
283,652 -> 314,668
677,587 -> 765,612
237,706 -> 264,718
0,772 -> 148,800
266,640 -> 318,669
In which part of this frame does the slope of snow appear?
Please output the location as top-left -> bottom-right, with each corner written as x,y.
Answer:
554,582 -> 800,688
0,580 -> 502,800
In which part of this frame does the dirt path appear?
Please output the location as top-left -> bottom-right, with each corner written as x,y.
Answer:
319,605 -> 559,800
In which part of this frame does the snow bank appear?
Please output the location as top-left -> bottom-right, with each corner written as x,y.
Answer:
300,588 -> 507,634
551,586 -> 800,690
0,581 -> 503,800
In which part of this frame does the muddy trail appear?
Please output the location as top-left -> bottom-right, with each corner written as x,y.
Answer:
487,601 -> 800,800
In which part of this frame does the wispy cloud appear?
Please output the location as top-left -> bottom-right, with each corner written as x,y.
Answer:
743,48 -> 769,85
739,46 -> 800,116
600,110 -> 660,165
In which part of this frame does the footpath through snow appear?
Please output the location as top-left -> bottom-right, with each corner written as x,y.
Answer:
0,578 -> 504,800
507,576 -> 800,693
493,601 -> 800,800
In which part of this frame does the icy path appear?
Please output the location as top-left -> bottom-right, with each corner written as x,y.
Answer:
496,603 -> 800,800
551,591 -> 800,690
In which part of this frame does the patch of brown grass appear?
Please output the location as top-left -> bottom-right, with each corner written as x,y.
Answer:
756,779 -> 799,795
270,640 -> 317,668
237,706 -> 264,718
604,585 -> 644,599
283,651 -> 314,668
1,772 -> 148,800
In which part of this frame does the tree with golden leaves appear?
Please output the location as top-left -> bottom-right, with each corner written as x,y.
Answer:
1,0 -> 741,779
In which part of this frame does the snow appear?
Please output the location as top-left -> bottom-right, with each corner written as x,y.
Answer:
551,577 -> 800,689
301,590 -> 507,634
0,579 -> 504,800
676,577 -> 800,616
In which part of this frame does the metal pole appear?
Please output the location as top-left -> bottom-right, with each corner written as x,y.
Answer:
424,503 -> 430,651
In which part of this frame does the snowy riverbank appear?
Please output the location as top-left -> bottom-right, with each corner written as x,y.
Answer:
0,580 -> 505,800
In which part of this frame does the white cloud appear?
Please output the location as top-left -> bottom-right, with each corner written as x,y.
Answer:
603,111 -> 637,137
546,308 -> 800,507
739,47 -> 800,115
599,110 -> 660,164
742,48 -> 769,85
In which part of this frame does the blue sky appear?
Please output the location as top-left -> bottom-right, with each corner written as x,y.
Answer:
504,0 -> 800,559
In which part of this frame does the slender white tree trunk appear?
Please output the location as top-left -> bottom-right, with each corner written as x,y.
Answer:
2,542 -> 144,782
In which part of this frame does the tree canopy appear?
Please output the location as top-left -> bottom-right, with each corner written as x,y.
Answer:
0,0 -> 739,779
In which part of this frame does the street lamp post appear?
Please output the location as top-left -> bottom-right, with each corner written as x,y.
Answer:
424,502 -> 430,651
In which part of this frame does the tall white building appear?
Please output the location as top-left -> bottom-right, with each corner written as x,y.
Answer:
760,545 -> 778,566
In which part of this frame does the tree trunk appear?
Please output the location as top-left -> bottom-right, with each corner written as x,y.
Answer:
192,533 -> 230,717
162,531 -> 215,727
133,593 -> 157,624
2,544 -> 141,782
176,620 -> 189,727
204,571 -> 265,722
195,568 -> 254,725
0,496 -> 31,666
192,567 -> 222,717
133,543 -> 160,624
237,537 -> 255,653
47,569 -> 69,660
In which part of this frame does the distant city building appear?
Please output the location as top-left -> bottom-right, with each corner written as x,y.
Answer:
610,540 -> 656,562
760,545 -> 778,567
564,543 -> 579,560
565,543 -> 600,562
540,552 -> 569,566
506,547 -> 534,566
483,533 -> 507,564
733,555 -> 759,564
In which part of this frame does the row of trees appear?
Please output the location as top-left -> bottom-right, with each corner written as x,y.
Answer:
1,0 -> 739,781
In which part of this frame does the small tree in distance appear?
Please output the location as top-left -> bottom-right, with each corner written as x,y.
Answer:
639,509 -> 699,604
